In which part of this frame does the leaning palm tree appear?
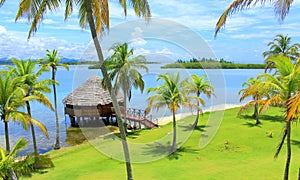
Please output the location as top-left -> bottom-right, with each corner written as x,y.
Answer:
263,34 -> 300,71
0,70 -> 47,153
105,43 -> 148,128
0,137 -> 54,179
185,74 -> 213,128
10,59 -> 54,155
0,138 -> 28,180
241,55 -> 300,180
146,73 -> 201,152
238,77 -> 265,125
15,1 -> 151,179
286,92 -> 300,121
215,0 -> 295,37
41,49 -> 69,150
0,70 -> 30,152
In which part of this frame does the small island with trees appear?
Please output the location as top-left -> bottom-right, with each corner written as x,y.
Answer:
161,57 -> 265,69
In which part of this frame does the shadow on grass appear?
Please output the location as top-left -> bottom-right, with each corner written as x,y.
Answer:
167,146 -> 199,160
239,114 -> 283,123
125,130 -> 143,139
239,114 -> 283,128
292,140 -> 300,149
142,142 -> 199,160
242,121 -> 262,128
178,124 -> 209,132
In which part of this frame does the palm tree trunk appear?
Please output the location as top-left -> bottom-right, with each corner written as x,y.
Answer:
284,120 -> 291,180
52,69 -> 60,150
123,91 -> 128,133
254,102 -> 260,124
171,111 -> 177,152
84,1 -> 133,179
4,120 -> 10,152
26,101 -> 38,155
192,92 -> 200,128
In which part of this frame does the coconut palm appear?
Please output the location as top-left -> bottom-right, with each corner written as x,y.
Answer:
15,1 -> 150,179
10,59 -> 54,155
215,0 -> 295,37
185,74 -> 213,128
146,73 -> 201,152
263,34 -> 300,71
0,70 -> 46,153
238,77 -> 265,124
241,55 -> 300,179
0,138 -> 28,180
0,70 -> 30,153
40,49 -> 69,150
105,42 -> 148,128
0,137 -> 54,179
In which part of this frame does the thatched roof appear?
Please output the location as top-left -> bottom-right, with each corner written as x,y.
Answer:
62,75 -> 123,106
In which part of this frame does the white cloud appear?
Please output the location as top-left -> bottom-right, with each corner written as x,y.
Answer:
0,26 -> 7,34
0,28 -> 85,59
130,27 -> 147,46
156,48 -> 176,56
134,48 -> 151,55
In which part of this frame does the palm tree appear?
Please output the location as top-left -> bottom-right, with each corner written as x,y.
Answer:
0,138 -> 28,180
146,73 -> 201,152
105,42 -> 148,128
263,34 -> 300,71
0,137 -> 53,179
10,59 -> 54,155
238,77 -> 265,125
41,49 -> 69,150
286,93 -> 300,122
215,0 -> 295,37
185,74 -> 213,128
0,69 -> 30,152
241,55 -> 300,180
0,69 -> 49,153
15,1 -> 151,179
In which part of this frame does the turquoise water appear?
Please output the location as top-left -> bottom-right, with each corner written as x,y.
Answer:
0,64 -> 263,153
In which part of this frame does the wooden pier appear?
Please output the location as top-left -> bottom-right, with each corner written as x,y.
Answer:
62,75 -> 158,129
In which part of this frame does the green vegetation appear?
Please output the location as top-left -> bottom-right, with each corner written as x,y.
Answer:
88,60 -> 159,69
185,74 -> 214,127
146,73 -> 204,152
263,34 -> 300,71
24,107 -> 300,180
238,54 -> 300,179
0,138 -> 53,179
10,59 -> 54,155
104,42 -> 148,128
41,49 -> 70,150
161,58 -> 264,69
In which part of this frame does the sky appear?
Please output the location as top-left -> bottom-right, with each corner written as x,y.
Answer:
1,0 -> 300,64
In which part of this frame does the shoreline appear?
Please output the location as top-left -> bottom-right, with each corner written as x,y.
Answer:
157,104 -> 242,125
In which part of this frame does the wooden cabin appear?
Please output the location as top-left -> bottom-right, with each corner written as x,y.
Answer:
62,75 -> 124,127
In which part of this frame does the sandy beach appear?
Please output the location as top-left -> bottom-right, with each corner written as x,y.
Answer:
157,104 -> 242,125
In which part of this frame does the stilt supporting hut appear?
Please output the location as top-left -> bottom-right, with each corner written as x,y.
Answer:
62,75 -> 124,127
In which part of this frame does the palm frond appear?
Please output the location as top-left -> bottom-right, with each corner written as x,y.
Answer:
215,0 -> 293,37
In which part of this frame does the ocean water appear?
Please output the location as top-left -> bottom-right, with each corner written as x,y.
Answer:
0,64 -> 263,153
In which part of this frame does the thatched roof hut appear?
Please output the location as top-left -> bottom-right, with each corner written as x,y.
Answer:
62,75 -> 123,118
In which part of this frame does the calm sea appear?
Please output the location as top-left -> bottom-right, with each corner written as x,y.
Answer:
0,64 -> 263,153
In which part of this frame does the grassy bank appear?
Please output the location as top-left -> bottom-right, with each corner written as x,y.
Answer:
25,107 -> 300,179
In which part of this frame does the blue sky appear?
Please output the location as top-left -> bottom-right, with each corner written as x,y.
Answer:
1,0 -> 300,63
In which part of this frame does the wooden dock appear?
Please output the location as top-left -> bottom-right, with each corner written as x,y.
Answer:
67,107 -> 158,129
113,108 -> 158,129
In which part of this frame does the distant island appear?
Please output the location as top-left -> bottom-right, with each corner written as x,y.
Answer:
161,58 -> 265,69
0,57 -> 99,65
88,59 -> 160,69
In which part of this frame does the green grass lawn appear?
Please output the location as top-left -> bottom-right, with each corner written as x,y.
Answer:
24,107 -> 300,179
